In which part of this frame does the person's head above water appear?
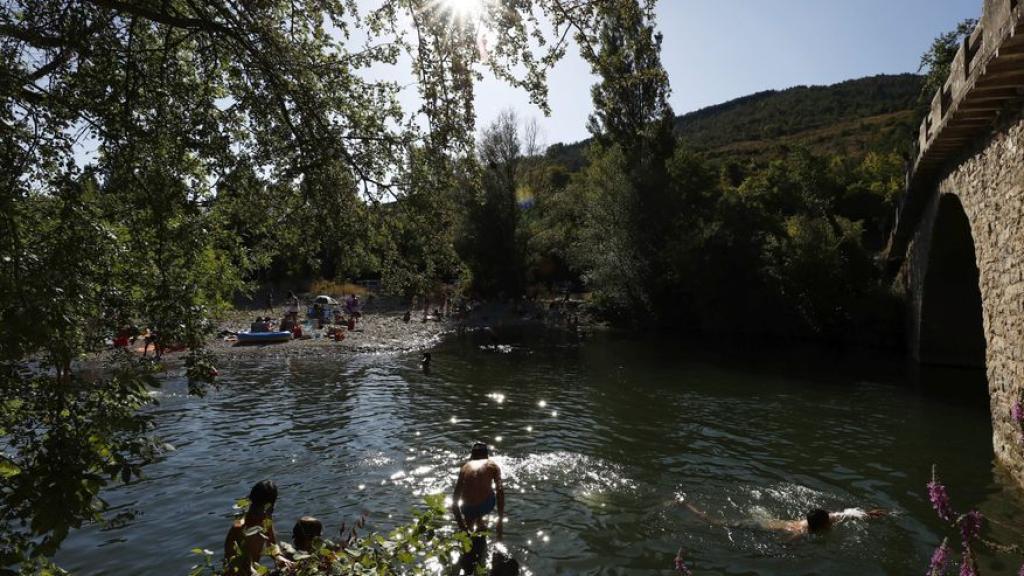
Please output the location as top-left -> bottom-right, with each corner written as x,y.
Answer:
248,480 -> 278,517
292,516 -> 323,552
806,508 -> 831,533
470,442 -> 489,460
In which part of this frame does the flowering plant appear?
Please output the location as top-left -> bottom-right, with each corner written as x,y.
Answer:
1011,392 -> 1024,445
187,494 -> 473,576
674,548 -> 694,576
926,466 -> 1024,576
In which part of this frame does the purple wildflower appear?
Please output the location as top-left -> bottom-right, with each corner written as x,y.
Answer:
959,549 -> 977,576
674,548 -> 693,576
959,510 -> 983,545
1018,562 -> 1024,576
1013,399 -> 1024,444
927,539 -> 950,576
928,478 -> 955,523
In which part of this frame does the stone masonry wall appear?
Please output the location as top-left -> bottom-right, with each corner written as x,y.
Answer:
908,101 -> 1024,484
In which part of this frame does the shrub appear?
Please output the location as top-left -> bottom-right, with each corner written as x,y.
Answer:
188,495 -> 474,576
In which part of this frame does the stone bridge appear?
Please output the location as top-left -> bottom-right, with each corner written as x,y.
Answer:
887,0 -> 1024,485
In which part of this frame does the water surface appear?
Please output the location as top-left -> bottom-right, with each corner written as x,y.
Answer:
55,330 -> 1024,574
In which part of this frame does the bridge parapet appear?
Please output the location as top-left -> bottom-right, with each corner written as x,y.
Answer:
888,0 -> 1024,267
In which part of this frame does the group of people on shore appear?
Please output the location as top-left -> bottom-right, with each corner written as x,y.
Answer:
247,291 -> 364,339
224,442 -> 509,575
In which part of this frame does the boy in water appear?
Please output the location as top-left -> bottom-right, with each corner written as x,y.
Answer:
758,507 -> 888,535
685,501 -> 888,536
292,516 -> 323,553
452,442 -> 505,539
224,480 -> 292,574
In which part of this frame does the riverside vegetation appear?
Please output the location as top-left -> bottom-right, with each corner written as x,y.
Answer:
0,0 -> 992,573
187,496 -> 476,576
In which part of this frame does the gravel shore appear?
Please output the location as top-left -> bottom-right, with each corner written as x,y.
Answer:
209,303 -> 450,359
205,296 -> 591,361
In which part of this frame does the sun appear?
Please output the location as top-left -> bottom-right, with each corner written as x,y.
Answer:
438,0 -> 484,21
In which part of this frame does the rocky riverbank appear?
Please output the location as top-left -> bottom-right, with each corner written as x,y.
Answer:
209,306 -> 450,359
206,296 -> 592,360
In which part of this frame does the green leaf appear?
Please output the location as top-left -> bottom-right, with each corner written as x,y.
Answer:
0,459 -> 21,478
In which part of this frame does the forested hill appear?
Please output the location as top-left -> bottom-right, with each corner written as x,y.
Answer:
546,73 -> 923,169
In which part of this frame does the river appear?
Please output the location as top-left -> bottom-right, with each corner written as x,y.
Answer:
54,328 -> 1024,575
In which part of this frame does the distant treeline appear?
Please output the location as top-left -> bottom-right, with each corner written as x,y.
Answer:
239,78 -> 919,346
459,114 -> 906,346
547,74 -> 923,170
449,75 -> 922,346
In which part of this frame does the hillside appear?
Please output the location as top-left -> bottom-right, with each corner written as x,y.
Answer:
545,73 -> 923,169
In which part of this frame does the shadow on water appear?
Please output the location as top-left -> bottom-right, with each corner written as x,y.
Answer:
907,362 -> 991,408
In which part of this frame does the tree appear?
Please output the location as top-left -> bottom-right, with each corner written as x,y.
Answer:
1,0 -> 624,568
567,0 -> 677,320
583,0 -> 675,168
458,109 -> 532,297
919,19 -> 979,105
569,145 -> 647,313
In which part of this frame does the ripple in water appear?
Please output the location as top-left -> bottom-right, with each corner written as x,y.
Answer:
499,451 -> 636,500
51,335 -> 1024,576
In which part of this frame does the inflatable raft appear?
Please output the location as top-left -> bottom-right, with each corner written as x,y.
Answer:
236,331 -> 292,344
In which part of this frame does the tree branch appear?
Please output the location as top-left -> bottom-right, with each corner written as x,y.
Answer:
81,0 -> 232,35
0,24 -> 67,48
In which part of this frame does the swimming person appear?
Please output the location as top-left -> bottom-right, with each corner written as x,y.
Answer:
685,501 -> 888,536
452,442 -> 505,539
292,516 -> 324,553
421,352 -> 432,374
224,480 -> 292,574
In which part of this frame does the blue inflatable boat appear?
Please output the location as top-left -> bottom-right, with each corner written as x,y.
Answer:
236,331 -> 292,344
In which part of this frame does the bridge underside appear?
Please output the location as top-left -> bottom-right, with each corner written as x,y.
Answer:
915,195 -> 986,368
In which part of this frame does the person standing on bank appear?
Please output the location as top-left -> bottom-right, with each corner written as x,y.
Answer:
452,442 -> 505,539
285,291 -> 300,316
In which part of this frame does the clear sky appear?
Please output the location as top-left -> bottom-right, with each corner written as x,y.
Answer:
458,0 -> 983,147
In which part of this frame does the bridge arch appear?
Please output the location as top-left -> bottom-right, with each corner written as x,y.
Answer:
915,193 -> 987,368
889,0 -> 1024,488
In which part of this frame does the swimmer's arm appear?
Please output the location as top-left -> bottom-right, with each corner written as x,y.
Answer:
684,502 -> 715,523
684,503 -> 737,528
829,508 -> 888,525
451,469 -> 467,531
493,463 -> 505,539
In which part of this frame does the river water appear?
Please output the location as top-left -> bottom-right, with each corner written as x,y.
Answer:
55,329 -> 1024,575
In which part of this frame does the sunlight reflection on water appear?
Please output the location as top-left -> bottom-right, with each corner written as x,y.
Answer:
53,333 -> 1024,575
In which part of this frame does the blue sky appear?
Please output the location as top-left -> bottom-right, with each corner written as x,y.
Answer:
464,0 -> 982,147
